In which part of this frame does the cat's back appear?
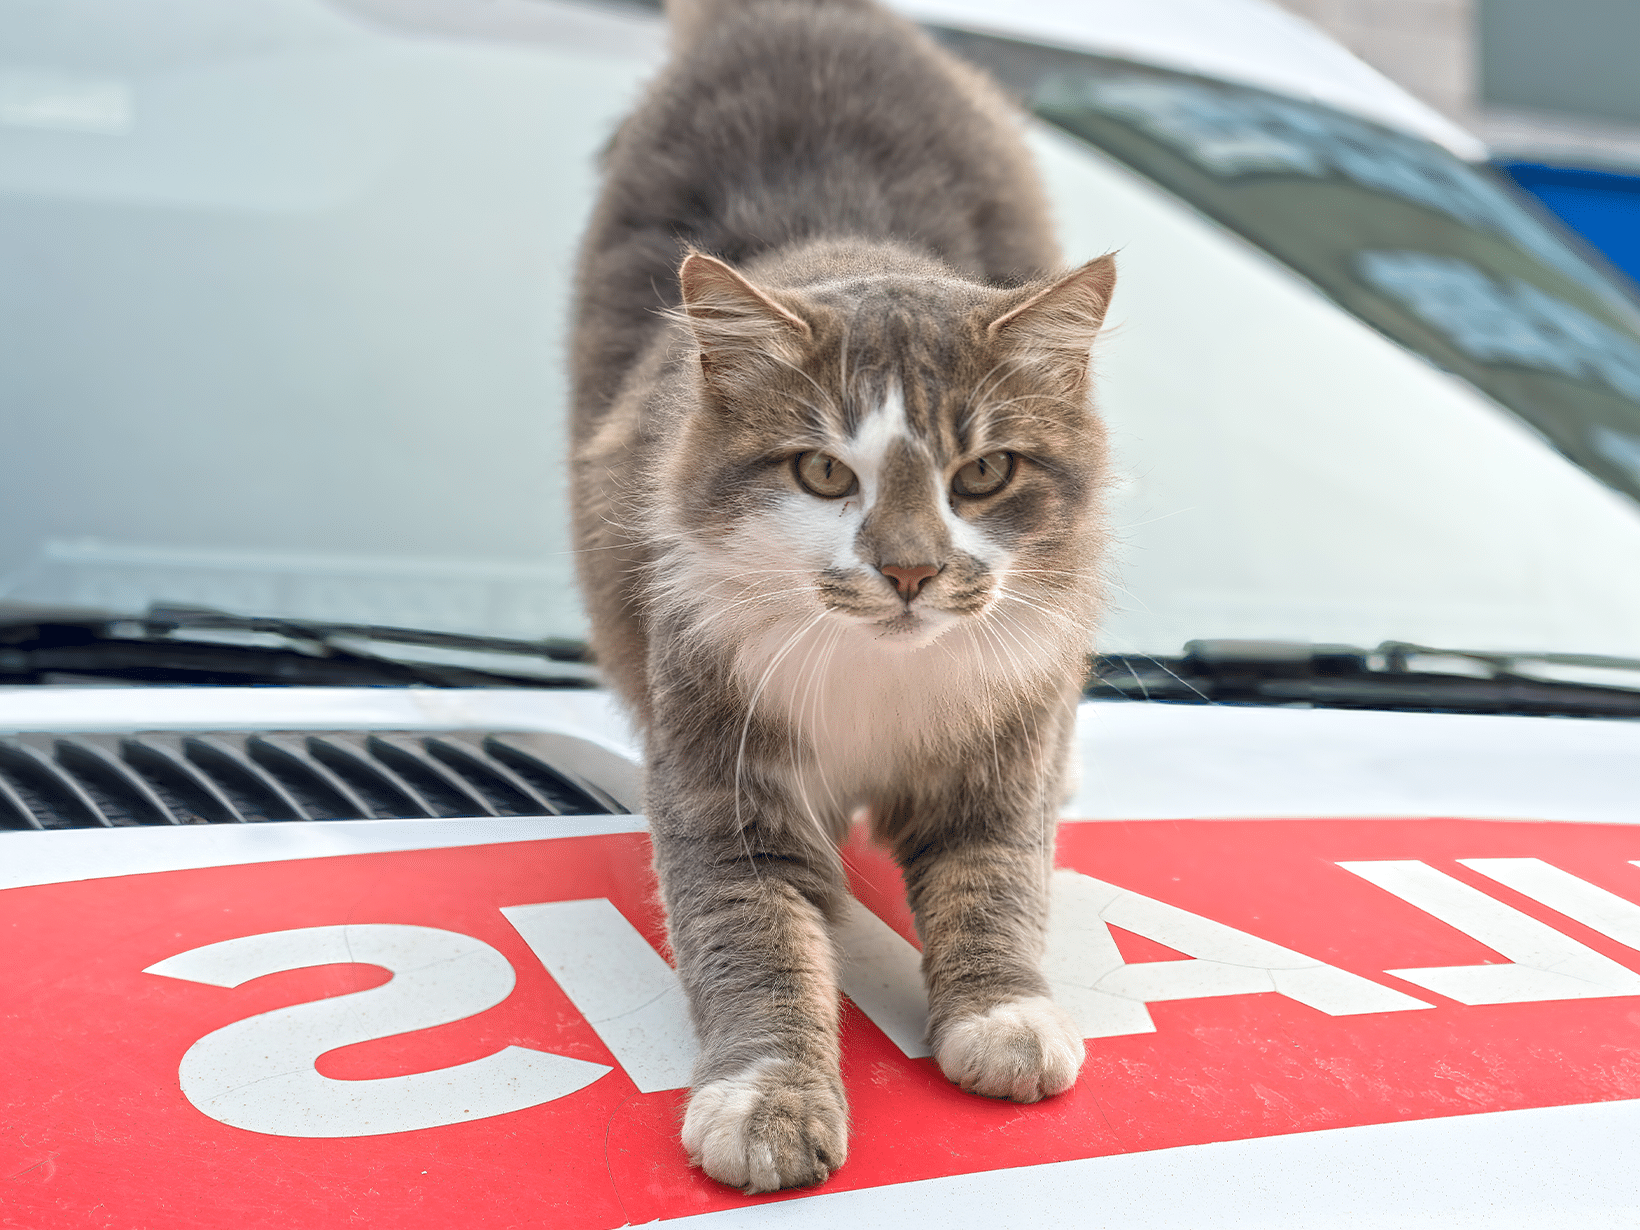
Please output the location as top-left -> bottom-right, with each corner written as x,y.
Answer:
571,0 -> 1059,435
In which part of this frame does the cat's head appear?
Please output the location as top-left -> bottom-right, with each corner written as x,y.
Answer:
655,243 -> 1115,662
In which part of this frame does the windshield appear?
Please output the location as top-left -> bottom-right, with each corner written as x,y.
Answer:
5,0 -> 1639,669
1,0 -> 661,645
935,28 -> 1640,513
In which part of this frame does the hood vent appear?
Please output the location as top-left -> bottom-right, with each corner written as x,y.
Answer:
0,730 -> 636,830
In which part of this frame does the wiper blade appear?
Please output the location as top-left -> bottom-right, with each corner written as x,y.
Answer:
1089,639 -> 1640,719
1376,641 -> 1640,676
0,602 -> 595,689
143,603 -> 590,664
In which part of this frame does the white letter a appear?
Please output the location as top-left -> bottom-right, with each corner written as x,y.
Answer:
1045,870 -> 1432,1039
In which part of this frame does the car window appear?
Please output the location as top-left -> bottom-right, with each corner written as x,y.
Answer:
3,0 -> 1638,664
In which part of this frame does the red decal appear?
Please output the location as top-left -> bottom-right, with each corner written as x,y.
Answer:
7,819 -> 1640,1226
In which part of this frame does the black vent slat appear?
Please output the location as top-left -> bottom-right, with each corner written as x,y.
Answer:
55,738 -> 177,826
246,736 -> 370,820
121,737 -> 246,824
484,736 -> 609,816
184,736 -> 311,822
307,736 -> 433,819
493,731 -> 638,814
2,738 -> 113,833
366,735 -> 497,817
0,739 -> 111,828
0,729 -> 626,828
424,737 -> 544,816
0,769 -> 44,830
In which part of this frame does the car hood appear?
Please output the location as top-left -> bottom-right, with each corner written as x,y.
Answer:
5,686 -> 1640,1228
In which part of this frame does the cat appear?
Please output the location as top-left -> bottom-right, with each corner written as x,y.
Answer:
570,0 -> 1115,1194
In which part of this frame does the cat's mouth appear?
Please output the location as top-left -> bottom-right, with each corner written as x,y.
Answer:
876,609 -> 921,635
820,582 -> 984,643
869,604 -> 958,643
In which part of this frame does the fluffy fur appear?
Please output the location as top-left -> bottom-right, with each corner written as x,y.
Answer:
571,0 -> 1115,1193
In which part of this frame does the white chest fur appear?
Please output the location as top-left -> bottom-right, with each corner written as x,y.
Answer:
730,609 -> 1062,812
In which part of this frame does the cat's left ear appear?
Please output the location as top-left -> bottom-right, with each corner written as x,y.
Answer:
985,254 -> 1117,357
678,252 -> 811,380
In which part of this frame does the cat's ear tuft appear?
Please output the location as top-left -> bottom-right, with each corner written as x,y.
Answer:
677,253 -> 811,373
986,254 -> 1117,356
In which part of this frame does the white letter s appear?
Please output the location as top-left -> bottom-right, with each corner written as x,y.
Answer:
146,924 -> 610,1138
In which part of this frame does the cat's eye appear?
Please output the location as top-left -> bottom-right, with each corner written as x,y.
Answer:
794,451 -> 857,499
952,452 -> 1015,498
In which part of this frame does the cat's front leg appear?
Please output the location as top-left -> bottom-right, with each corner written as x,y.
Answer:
648,755 -> 849,1193
889,785 -> 1085,1104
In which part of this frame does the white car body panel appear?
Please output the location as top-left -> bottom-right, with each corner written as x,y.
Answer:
664,1096 -> 1640,1228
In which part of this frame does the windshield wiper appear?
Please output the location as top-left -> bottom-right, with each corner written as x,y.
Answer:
1089,639 -> 1640,719
141,603 -> 590,663
0,602 -> 595,689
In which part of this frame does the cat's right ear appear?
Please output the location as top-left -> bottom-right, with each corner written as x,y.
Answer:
677,253 -> 811,383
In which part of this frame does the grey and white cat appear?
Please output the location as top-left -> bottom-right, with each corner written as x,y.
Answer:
571,0 -> 1115,1193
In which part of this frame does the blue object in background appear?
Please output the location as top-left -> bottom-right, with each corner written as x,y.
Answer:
1499,162 -> 1640,290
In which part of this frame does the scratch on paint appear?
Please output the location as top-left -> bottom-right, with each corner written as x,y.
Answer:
604,1093 -> 636,1227
6,1152 -> 59,1182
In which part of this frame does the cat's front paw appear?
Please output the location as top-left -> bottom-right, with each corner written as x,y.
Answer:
681,1059 -> 848,1194
933,996 -> 1085,1103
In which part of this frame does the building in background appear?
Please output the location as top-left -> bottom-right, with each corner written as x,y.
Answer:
1269,0 -> 1640,287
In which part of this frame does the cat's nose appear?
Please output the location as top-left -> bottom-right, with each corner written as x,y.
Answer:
879,564 -> 940,601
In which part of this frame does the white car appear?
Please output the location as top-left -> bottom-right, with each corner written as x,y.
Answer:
5,0 -> 1640,1225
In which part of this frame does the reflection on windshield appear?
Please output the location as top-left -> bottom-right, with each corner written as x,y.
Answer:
937,28 -> 1640,511
1035,70 -> 1613,306
1358,251 -> 1640,403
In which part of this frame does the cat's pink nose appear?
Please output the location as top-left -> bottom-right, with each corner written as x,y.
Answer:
880,564 -> 939,601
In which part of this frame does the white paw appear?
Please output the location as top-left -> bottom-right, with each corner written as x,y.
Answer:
681,1058 -> 848,1193
934,996 -> 1085,1103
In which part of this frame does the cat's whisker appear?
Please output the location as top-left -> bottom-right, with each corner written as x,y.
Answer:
1098,578 -> 1162,619
997,574 -> 1102,583
942,625 -> 1007,791
975,391 -> 1057,408
991,613 -> 1048,685
984,617 -> 1053,813
810,623 -> 851,824
837,326 -> 854,422
969,395 -> 1060,427
994,599 -> 1082,634
973,615 -> 1032,689
763,353 -> 844,423
797,626 -> 833,820
660,569 -> 821,612
1107,654 -> 1157,703
789,618 -> 833,837
960,354 -> 1034,434
732,606 -> 833,858
993,590 -> 1086,634
682,587 -> 823,632
1114,505 -> 1198,532
963,353 -> 1029,412
795,621 -> 849,841
1086,639 -> 1216,706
